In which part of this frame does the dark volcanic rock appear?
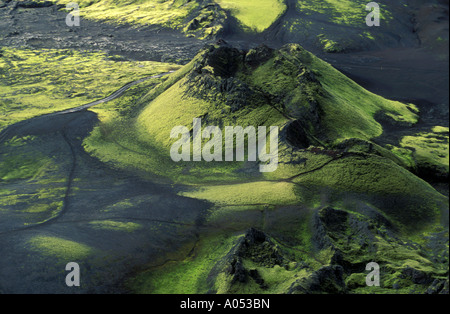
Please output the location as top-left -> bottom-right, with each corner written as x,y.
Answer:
285,120 -> 311,149
236,228 -> 286,268
187,18 -> 201,31
203,44 -> 243,78
248,269 -> 268,290
318,206 -> 349,233
227,256 -> 247,284
16,1 -> 53,8
427,278 -> 449,294
313,206 -> 382,274
245,44 -> 274,68
401,267 -> 434,285
208,228 -> 290,292
313,206 -> 348,250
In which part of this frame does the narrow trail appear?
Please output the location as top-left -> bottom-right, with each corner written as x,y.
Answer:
0,71 -> 174,236
0,72 -> 174,144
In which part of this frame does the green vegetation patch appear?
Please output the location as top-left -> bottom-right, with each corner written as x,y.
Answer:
27,235 -> 94,260
0,136 -> 69,226
317,34 -> 342,53
297,0 -> 392,27
82,43 -> 443,234
400,126 -> 449,175
88,220 -> 142,232
37,0 -> 286,35
0,153 -> 52,181
246,44 -> 418,143
0,47 -> 178,131
292,154 -> 444,227
180,181 -> 299,206
129,233 -> 240,294
35,0 -> 225,38
36,0 -> 197,28
214,0 -> 286,32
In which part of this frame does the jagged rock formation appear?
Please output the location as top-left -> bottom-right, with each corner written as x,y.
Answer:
207,206 -> 448,294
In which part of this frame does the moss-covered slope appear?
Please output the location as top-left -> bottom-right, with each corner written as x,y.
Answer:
80,42 -> 448,294
84,42 -> 446,228
32,0 -> 227,39
86,42 -> 420,181
129,209 -> 448,294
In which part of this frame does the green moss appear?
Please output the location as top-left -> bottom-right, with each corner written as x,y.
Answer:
222,260 -> 311,294
0,186 -> 66,225
363,31 -> 376,40
28,235 -> 94,260
432,126 -> 449,134
85,67 -> 285,183
88,220 -> 142,232
36,0 -> 198,28
297,0 -> 393,27
293,155 -> 432,196
86,44 -> 419,185
0,136 -> 69,225
376,236 -> 433,270
35,0 -> 229,38
399,127 -> 449,174
206,205 -> 265,230
247,44 -> 418,143
345,273 -> 367,290
23,202 -> 63,214
130,228 -> 315,294
0,47 -> 179,131
80,43 -> 444,234
316,206 -> 448,294
0,153 -> 52,181
129,233 -> 239,294
214,0 -> 286,32
317,34 -> 342,53
385,144 -> 416,169
292,154 -> 444,228
180,181 -> 299,206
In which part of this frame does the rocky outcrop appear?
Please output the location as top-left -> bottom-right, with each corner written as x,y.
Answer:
205,204 -> 448,294
208,228 -> 290,292
313,206 -> 449,293
244,45 -> 274,68
15,1 -> 54,8
183,0 -> 227,38
287,265 -> 346,294
183,42 -> 326,147
427,278 -> 449,294
235,228 -> 286,268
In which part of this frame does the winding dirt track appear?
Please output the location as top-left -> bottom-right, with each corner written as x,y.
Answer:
0,72 -> 174,144
0,71 -> 175,235
0,71 -> 213,293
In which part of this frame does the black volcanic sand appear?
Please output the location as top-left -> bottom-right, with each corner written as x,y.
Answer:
0,2 -> 209,294
0,1 -> 448,293
0,109 -> 318,293
0,109 -> 212,293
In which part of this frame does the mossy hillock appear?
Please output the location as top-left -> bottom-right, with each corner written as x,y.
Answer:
107,42 -> 449,295
136,40 -> 419,152
203,206 -> 448,294
313,206 -> 449,294
84,41 -> 446,227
